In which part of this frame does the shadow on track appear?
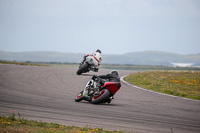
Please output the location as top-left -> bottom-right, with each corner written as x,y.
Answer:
78,74 -> 95,76
75,100 -> 123,107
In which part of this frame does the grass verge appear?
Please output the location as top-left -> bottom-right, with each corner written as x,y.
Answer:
0,112 -> 127,133
124,71 -> 200,100
0,60 -> 49,66
1,60 -> 200,71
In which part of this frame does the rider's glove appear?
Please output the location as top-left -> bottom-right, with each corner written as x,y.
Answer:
92,75 -> 97,80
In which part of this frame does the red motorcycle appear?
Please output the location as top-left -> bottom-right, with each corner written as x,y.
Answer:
75,76 -> 121,104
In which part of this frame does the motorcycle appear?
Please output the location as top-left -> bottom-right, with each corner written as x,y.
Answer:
76,53 -> 101,75
75,76 -> 121,104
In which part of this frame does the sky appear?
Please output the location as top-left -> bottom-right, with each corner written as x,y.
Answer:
0,0 -> 200,55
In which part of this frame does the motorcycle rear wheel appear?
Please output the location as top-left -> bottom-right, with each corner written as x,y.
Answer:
75,91 -> 84,102
77,63 -> 88,75
91,89 -> 110,104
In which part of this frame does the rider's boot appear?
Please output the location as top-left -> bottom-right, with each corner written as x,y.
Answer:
94,89 -> 100,96
92,68 -> 99,72
94,82 -> 101,96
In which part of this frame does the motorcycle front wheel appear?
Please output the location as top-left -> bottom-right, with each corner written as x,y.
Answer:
91,89 -> 110,104
77,63 -> 88,75
75,91 -> 84,102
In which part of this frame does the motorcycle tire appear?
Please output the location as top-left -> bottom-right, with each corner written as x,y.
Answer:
77,63 -> 88,75
75,91 -> 84,102
91,89 -> 110,104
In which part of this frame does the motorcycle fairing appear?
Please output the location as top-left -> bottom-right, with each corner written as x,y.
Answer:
101,82 -> 121,95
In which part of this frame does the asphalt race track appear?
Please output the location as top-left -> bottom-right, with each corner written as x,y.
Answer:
0,64 -> 200,133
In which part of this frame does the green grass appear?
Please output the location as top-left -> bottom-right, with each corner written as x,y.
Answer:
125,71 -> 200,100
0,60 -> 49,66
0,112 -> 128,133
1,60 -> 200,72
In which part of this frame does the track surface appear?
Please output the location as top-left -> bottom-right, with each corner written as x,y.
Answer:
0,64 -> 200,133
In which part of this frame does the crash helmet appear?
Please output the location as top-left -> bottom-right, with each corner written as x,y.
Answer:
110,70 -> 119,76
96,49 -> 101,54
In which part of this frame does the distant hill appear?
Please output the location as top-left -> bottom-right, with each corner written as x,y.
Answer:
0,51 -> 200,66
0,51 -> 84,63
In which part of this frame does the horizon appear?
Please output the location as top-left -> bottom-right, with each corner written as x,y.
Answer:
1,50 -> 200,67
0,50 -> 199,55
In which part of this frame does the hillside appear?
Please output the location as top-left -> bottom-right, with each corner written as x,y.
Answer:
0,51 -> 200,66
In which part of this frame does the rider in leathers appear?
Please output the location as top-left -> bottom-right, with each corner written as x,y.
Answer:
81,49 -> 102,65
93,70 -> 120,89
80,49 -> 102,72
83,70 -> 120,100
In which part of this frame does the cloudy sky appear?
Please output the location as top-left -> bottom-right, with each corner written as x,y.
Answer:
0,0 -> 200,54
